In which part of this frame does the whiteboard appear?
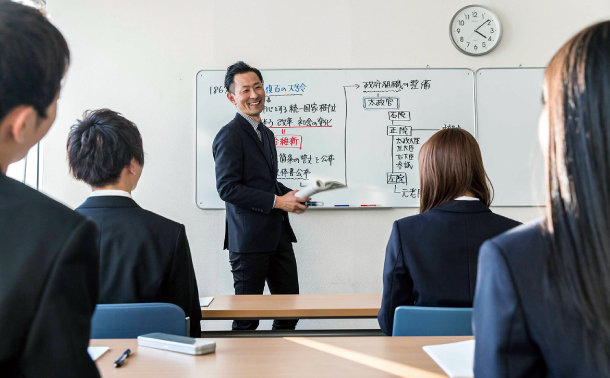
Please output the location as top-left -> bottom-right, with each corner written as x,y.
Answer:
196,69 -> 475,209
476,68 -> 545,206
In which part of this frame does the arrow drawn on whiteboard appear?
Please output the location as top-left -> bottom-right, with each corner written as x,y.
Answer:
343,84 -> 360,89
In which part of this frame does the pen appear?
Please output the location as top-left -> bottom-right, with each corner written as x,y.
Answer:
303,201 -> 324,206
113,348 -> 131,368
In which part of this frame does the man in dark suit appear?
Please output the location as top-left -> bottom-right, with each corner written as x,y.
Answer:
0,2 -> 100,377
213,61 -> 310,331
67,109 -> 202,337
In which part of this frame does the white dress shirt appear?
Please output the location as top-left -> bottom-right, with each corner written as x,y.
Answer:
89,190 -> 132,198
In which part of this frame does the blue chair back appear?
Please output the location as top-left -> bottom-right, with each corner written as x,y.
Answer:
91,303 -> 187,339
392,306 -> 473,336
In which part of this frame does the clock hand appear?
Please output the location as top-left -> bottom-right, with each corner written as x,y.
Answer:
475,19 -> 491,32
475,30 -> 487,39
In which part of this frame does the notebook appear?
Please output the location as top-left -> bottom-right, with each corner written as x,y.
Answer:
422,339 -> 474,377
87,346 -> 109,361
199,296 -> 214,307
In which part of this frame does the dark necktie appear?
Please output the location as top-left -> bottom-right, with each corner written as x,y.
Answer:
257,123 -> 272,164
258,123 -> 282,195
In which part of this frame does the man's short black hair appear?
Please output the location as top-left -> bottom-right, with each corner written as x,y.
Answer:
224,61 -> 264,93
0,1 -> 70,121
67,109 -> 145,188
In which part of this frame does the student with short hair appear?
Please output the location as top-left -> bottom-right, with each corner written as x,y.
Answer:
377,128 -> 520,336
474,21 -> 610,377
0,2 -> 100,377
67,108 -> 202,337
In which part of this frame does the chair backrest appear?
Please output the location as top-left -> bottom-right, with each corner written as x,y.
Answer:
91,303 -> 187,339
392,306 -> 473,337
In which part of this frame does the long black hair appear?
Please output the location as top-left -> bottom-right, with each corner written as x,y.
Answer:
544,21 -> 610,371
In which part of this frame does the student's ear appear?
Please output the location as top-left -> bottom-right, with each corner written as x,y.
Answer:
127,159 -> 137,176
0,106 -> 35,144
226,91 -> 237,105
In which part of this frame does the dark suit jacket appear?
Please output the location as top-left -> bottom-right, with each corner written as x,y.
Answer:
0,174 -> 100,377
76,196 -> 201,337
213,113 -> 295,253
474,219 -> 602,377
378,200 -> 520,336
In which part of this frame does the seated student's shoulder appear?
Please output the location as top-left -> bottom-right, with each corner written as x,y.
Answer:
136,207 -> 186,237
481,218 -> 546,265
0,175 -> 91,232
393,208 -> 448,234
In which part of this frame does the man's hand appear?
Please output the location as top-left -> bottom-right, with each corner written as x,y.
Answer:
274,190 -> 311,214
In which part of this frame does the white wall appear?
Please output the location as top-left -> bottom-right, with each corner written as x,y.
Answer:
45,0 -> 610,330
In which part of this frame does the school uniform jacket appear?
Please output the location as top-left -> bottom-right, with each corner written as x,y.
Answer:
76,195 -> 201,337
474,219 -> 603,377
378,199 -> 520,336
0,173 -> 100,377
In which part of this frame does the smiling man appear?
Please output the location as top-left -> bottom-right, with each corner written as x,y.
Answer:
213,61 -> 309,331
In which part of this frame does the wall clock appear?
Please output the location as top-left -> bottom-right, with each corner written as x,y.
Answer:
450,5 -> 502,56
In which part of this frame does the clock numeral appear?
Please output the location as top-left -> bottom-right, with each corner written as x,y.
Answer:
460,36 -> 464,42
472,11 -> 478,17
490,28 -> 495,33
457,28 -> 460,33
464,14 -> 470,20
474,44 -> 478,51
488,36 -> 492,41
482,42 -> 487,48
467,42 -> 470,48
482,13 -> 486,19
459,20 -> 464,26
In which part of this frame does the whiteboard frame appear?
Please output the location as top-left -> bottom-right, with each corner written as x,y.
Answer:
196,68 -> 476,210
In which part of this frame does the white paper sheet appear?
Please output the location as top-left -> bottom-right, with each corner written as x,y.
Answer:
422,340 -> 474,378
199,297 -> 214,307
88,346 -> 109,361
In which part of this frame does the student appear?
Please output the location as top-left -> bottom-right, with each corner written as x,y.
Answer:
377,128 -> 520,336
67,109 -> 202,337
0,2 -> 100,377
474,21 -> 610,377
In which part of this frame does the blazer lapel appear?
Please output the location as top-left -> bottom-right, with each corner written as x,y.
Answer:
235,114 -> 274,171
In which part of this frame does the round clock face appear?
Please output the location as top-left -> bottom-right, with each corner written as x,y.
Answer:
450,5 -> 502,56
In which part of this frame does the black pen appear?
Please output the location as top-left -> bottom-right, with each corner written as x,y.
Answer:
304,201 -> 324,206
113,348 -> 131,368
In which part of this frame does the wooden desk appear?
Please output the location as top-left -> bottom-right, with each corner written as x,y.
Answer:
200,294 -> 382,320
92,336 -> 472,377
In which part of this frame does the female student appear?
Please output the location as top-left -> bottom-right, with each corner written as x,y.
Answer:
474,21 -> 610,377
378,128 -> 520,335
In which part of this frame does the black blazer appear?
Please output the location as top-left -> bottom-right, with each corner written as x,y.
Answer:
76,196 -> 201,337
0,174 -> 100,377
474,220 -> 602,377
213,113 -> 295,253
377,200 -> 520,336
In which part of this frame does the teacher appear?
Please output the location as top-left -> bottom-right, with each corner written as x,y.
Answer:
213,61 -> 310,331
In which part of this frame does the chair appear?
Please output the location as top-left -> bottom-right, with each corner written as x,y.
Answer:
90,303 -> 188,339
392,306 -> 473,336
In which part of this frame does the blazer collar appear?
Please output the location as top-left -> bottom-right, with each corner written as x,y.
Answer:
431,199 -> 491,214
77,195 -> 140,209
